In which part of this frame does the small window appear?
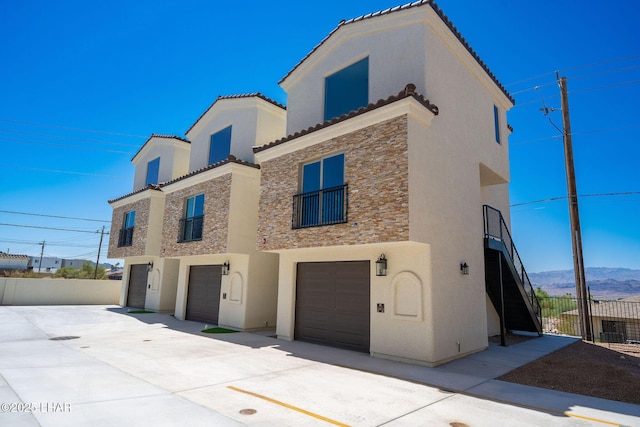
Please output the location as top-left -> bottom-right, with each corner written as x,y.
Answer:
118,210 -> 136,247
209,126 -> 232,165
294,153 -> 346,228
493,105 -> 501,144
179,194 -> 205,242
146,157 -> 160,185
324,57 -> 369,121
302,154 -> 344,192
124,211 -> 136,229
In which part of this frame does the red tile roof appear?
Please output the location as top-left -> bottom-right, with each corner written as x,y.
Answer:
279,0 -> 514,105
131,134 -> 191,162
109,156 -> 260,203
153,155 -> 260,188
108,184 -> 162,204
253,84 -> 437,153
185,93 -> 286,136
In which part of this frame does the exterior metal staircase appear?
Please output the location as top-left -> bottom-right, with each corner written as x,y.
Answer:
483,205 -> 542,335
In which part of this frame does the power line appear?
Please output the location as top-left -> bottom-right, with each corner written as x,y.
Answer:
0,119 -> 147,139
568,65 -> 640,82
509,65 -> 640,97
0,210 -> 110,223
0,129 -> 143,147
1,165 -> 128,178
570,79 -> 640,95
505,55 -> 640,87
511,191 -> 640,207
0,223 -> 110,234
0,137 -> 135,155
511,80 -> 557,96
0,239 -> 98,248
511,125 -> 640,146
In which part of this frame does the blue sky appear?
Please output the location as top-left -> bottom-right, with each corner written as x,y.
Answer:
1,0 -> 638,272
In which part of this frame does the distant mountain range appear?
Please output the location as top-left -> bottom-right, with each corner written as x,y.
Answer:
529,267 -> 640,300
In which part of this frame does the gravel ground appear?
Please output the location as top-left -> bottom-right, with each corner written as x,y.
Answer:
498,339 -> 640,405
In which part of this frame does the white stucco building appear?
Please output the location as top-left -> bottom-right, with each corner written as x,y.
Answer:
253,1 -> 539,366
107,0 -> 540,366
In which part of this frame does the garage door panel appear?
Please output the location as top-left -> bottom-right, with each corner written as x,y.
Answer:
299,326 -> 331,343
186,265 -> 222,324
335,331 -> 365,346
302,290 -> 333,308
335,295 -> 368,311
295,261 -> 370,352
127,264 -> 148,308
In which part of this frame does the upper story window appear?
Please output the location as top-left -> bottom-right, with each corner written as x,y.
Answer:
293,153 -> 347,229
118,210 -> 135,247
145,157 -> 160,185
179,194 -> 204,243
324,57 -> 369,122
493,105 -> 501,144
209,125 -> 232,165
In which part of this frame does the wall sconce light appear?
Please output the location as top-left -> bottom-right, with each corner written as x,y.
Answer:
222,261 -> 230,275
147,261 -> 154,273
375,254 -> 387,276
460,262 -> 469,275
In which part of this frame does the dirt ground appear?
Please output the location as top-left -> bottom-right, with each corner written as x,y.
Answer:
497,337 -> 640,405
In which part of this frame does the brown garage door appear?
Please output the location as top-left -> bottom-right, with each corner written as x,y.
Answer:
127,264 -> 148,308
295,261 -> 370,352
186,265 -> 222,324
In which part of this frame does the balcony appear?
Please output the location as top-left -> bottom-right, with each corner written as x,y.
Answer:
292,184 -> 348,229
118,227 -> 134,247
178,216 -> 204,243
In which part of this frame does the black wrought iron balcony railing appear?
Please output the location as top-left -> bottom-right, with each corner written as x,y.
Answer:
178,215 -> 204,243
118,227 -> 134,247
292,184 -> 348,229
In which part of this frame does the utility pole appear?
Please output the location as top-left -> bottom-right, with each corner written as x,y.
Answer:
94,226 -> 105,279
38,241 -> 45,273
557,73 -> 592,341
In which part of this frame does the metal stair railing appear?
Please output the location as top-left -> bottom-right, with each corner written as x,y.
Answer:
483,205 -> 542,326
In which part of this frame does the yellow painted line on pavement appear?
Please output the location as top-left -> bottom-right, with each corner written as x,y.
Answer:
227,385 -> 350,427
564,412 -> 620,426
334,364 -> 623,426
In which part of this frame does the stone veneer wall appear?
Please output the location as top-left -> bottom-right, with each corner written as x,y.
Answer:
257,115 -> 409,251
108,197 -> 151,259
161,175 -> 231,257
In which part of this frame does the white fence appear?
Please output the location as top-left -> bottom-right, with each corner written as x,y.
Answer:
0,278 -> 121,305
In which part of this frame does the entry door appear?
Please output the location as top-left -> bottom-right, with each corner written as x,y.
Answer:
127,264 -> 148,308
295,261 -> 370,352
186,265 -> 222,324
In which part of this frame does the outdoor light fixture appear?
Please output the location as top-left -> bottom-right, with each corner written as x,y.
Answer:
147,261 -> 154,273
375,254 -> 387,276
460,262 -> 469,275
222,261 -> 230,275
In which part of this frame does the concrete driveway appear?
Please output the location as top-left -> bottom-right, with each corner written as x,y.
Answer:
0,305 -> 638,426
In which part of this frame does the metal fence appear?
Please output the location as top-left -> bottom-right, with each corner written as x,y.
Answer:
539,296 -> 640,343
292,184 -> 348,229
483,205 -> 541,325
178,216 -> 204,243
118,227 -> 134,247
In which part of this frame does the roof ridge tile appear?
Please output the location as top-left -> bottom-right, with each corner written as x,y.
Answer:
108,184 -> 162,204
131,134 -> 191,162
185,92 -> 286,135
160,155 -> 260,188
279,0 -> 514,104
253,84 -> 437,154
